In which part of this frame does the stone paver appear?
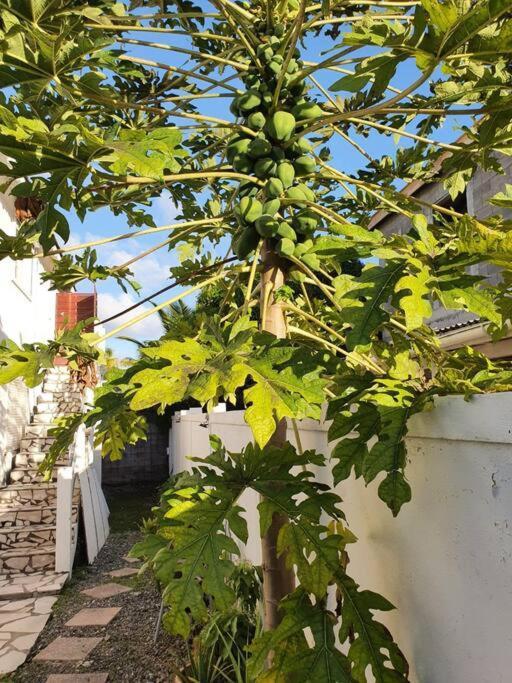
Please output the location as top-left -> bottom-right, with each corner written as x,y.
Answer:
35,636 -> 102,661
0,596 -> 57,674
46,674 -> 108,682
107,567 -> 138,578
0,571 -> 67,600
81,583 -> 132,600
122,556 -> 140,564
65,607 -> 120,627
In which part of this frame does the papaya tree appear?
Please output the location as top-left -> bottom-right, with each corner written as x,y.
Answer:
1,0 -> 512,679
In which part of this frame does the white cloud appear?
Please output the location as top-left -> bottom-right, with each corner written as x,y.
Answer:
153,193 -> 181,223
98,291 -> 163,342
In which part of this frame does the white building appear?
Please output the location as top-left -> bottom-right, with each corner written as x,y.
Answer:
0,191 -> 56,466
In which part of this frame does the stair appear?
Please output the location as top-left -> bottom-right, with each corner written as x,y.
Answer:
0,367 -> 82,577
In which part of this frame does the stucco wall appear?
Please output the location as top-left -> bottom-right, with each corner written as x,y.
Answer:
0,190 -> 56,458
171,393 -> 512,683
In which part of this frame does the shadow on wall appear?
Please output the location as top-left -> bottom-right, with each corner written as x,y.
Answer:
101,409 -> 171,485
0,315 -> 30,462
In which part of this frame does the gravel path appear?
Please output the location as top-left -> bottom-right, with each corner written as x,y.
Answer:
10,531 -> 186,683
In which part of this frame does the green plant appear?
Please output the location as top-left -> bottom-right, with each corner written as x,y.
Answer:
1,1 -> 512,680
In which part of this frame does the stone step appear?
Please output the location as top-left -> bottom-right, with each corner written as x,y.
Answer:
0,484 -> 57,509
0,545 -> 55,574
38,391 -> 81,402
9,467 -> 59,485
0,485 -> 80,510
20,437 -> 55,453
14,452 -> 68,468
32,413 -> 61,425
42,381 -> 78,393
35,401 -> 81,414
0,525 -> 56,551
0,505 -> 78,528
24,424 -> 55,438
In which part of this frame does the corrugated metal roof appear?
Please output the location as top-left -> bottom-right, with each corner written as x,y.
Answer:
432,317 -> 480,334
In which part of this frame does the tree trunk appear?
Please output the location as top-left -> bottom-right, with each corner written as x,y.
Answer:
259,242 -> 296,631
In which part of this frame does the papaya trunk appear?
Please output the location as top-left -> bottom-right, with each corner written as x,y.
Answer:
259,242 -> 296,631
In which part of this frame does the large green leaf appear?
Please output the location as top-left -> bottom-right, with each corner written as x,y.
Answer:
249,589 -> 356,683
129,320 -> 326,447
339,262 -> 404,350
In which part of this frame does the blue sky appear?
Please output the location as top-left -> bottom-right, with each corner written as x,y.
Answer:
67,4 -> 469,357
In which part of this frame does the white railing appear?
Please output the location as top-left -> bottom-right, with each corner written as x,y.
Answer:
55,384 -> 110,575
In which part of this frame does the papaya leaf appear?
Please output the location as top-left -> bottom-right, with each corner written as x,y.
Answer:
249,589 -> 356,682
395,265 -> 433,332
339,262 -> 404,350
129,322 -> 326,447
0,340 -> 54,387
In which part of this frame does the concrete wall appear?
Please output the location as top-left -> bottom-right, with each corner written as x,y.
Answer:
170,393 -> 512,683
0,190 -> 56,458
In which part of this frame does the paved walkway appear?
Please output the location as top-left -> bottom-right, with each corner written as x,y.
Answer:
0,558 -> 140,681
0,573 -> 67,674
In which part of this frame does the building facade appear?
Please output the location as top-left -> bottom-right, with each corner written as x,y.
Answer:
371,154 -> 512,357
0,191 -> 56,465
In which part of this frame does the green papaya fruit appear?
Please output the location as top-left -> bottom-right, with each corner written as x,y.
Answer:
296,137 -> 312,154
262,92 -> 273,106
302,253 -> 320,270
276,238 -> 295,257
232,153 -> 253,173
286,59 -> 298,74
296,183 -> 315,202
292,209 -> 318,233
255,214 -> 280,238
277,161 -> 295,189
292,102 -> 324,120
236,197 -> 263,223
269,36 -> 281,49
277,222 -> 297,241
262,199 -> 281,216
266,111 -> 296,142
248,137 -> 272,159
245,74 -> 260,88
285,186 -> 308,207
290,82 -> 307,98
266,177 -> 284,198
254,157 -> 277,179
230,98 -> 240,116
227,138 -> 251,163
274,23 -> 285,37
233,228 -> 259,259
294,155 -> 316,176
271,146 -> 286,162
293,241 -> 312,257
257,44 -> 274,61
268,59 -> 282,75
248,112 -> 266,130
238,90 -> 262,112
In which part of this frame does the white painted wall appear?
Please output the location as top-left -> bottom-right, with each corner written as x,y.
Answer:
0,189 -> 56,458
170,393 -> 512,683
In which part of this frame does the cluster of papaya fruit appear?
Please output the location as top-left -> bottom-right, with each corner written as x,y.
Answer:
230,22 -> 323,277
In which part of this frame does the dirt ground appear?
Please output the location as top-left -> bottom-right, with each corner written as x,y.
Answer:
7,484 -> 186,683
